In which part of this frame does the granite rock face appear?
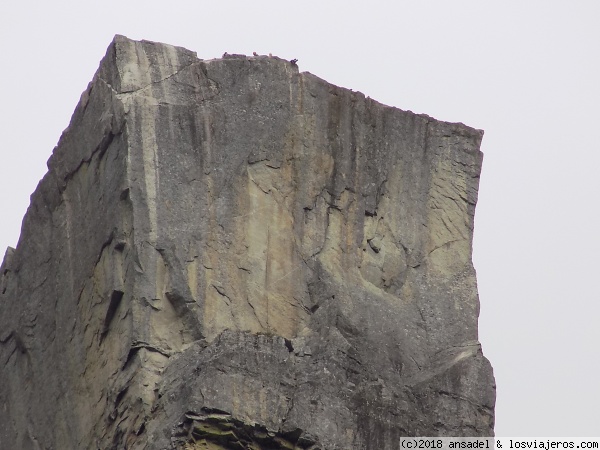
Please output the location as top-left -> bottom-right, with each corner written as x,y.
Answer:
0,36 -> 495,449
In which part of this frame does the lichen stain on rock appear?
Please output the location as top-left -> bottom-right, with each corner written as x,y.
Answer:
174,409 -> 317,450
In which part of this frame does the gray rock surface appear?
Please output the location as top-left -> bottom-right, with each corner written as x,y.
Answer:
0,35 -> 495,449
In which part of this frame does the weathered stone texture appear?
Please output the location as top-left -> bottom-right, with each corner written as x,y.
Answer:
0,35 -> 494,449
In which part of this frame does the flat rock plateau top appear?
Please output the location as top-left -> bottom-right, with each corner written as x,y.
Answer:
0,35 -> 495,449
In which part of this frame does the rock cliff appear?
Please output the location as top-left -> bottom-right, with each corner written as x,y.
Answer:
0,36 -> 495,449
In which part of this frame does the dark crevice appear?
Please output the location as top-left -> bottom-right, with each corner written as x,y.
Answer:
367,238 -> 380,253
123,346 -> 140,369
211,285 -> 232,305
0,331 -> 14,344
92,231 -> 115,269
60,131 -> 119,193
199,406 -> 231,415
101,289 -> 124,342
284,338 -> 294,353
97,131 -> 115,160
136,422 -> 146,436
114,386 -> 128,407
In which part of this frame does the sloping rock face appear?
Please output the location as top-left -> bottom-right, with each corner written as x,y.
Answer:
0,36 -> 495,449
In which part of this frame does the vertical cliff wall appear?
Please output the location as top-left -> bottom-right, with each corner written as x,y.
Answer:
0,35 -> 495,449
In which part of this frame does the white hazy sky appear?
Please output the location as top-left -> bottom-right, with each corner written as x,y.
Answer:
1,1 -> 599,437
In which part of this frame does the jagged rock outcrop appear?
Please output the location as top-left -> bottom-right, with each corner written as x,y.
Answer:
0,36 -> 495,449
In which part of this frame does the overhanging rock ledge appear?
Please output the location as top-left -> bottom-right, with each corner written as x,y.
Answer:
0,35 -> 495,449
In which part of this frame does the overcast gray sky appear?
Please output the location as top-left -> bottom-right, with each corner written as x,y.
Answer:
1,1 -> 599,437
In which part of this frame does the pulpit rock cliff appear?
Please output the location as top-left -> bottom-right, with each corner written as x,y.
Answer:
0,35 -> 495,449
